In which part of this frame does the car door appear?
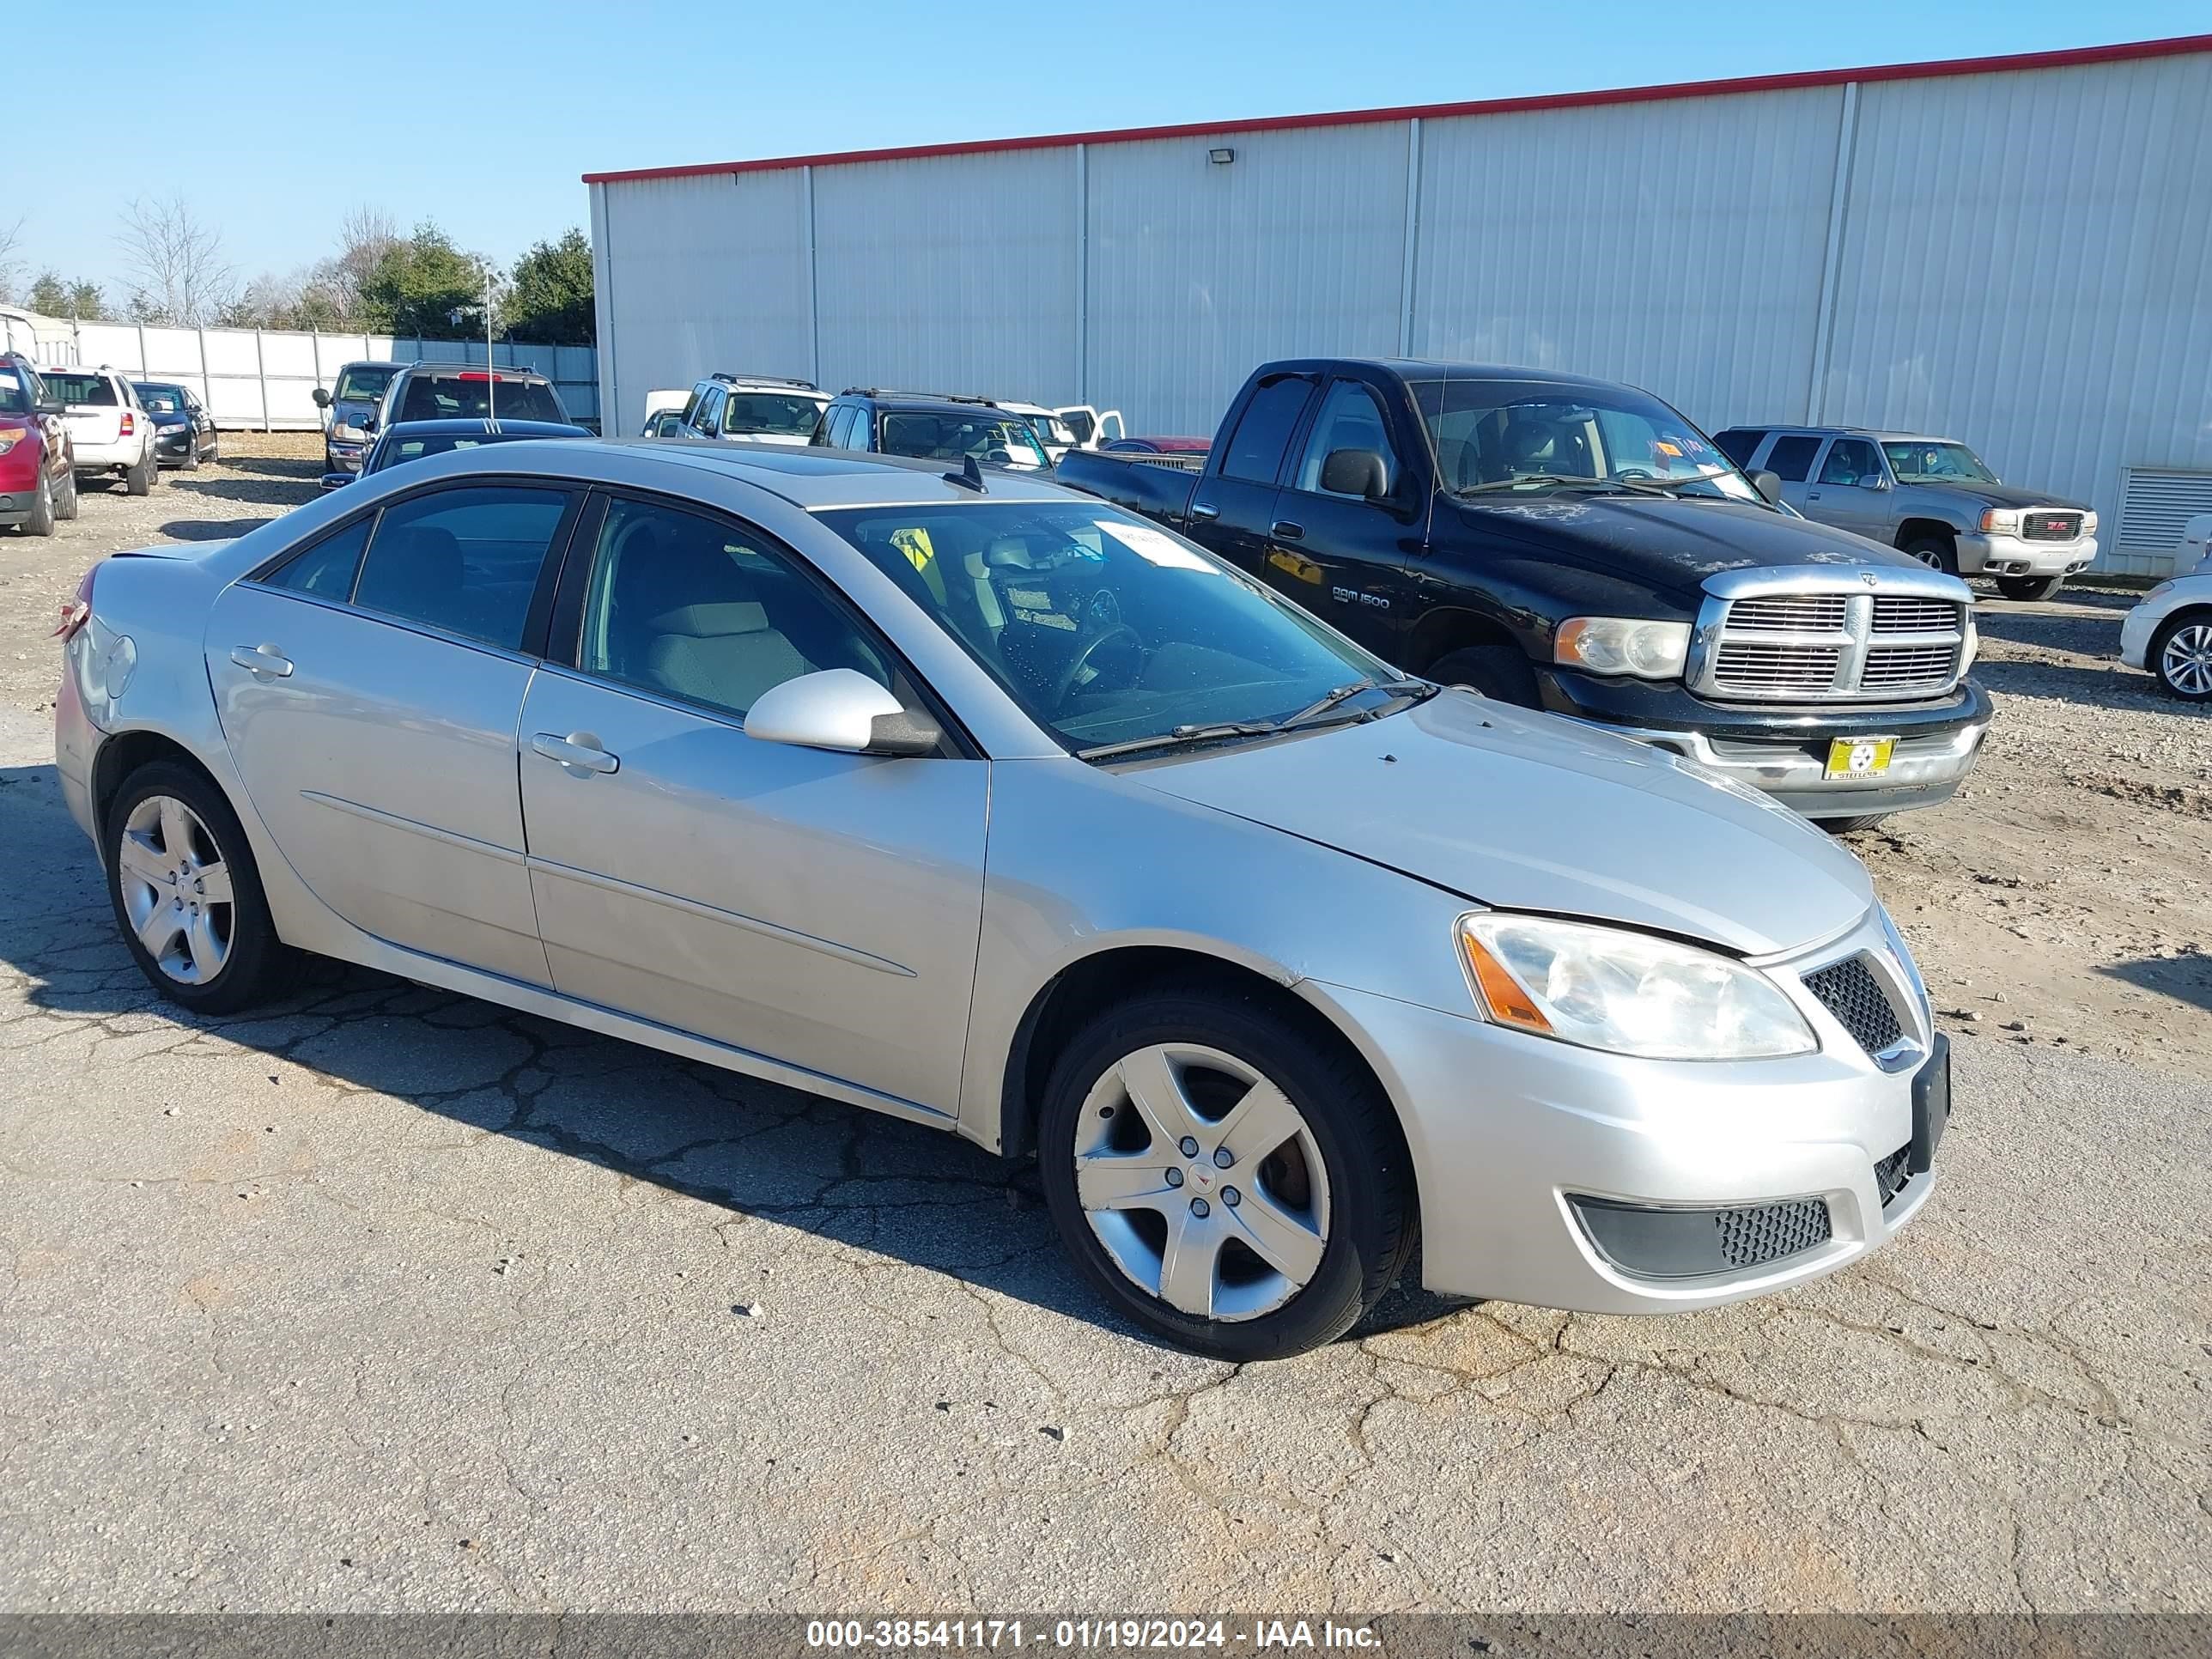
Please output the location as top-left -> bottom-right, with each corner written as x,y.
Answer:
1185,372 -> 1316,580
687,385 -> 725,441
204,480 -> 582,985
1806,435 -> 1891,540
515,491 -> 988,1118
1267,374 -> 1423,659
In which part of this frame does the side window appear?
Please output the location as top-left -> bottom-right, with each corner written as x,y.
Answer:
1291,380 -> 1400,499
823,405 -> 854,448
575,496 -> 890,722
1219,376 -> 1315,485
1711,428 -> 1765,469
1819,437 -> 1881,485
692,386 -> 724,434
1764,434 -> 1820,482
847,406 -> 874,450
263,515 -> 374,600
351,485 -> 574,650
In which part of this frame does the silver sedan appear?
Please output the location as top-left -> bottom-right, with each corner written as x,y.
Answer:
54,440 -> 1949,1359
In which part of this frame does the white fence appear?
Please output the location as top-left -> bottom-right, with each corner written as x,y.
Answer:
44,323 -> 599,431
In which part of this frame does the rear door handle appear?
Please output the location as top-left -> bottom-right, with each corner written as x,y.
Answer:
531,731 -> 619,775
1188,502 -> 1220,521
1271,520 -> 1305,541
229,643 -> 293,679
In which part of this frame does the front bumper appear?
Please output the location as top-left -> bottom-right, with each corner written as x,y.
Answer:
2118,599 -> 2165,670
1541,671 -> 1994,820
1309,911 -> 1941,1315
325,441 -> 366,473
153,427 -> 193,458
1956,530 -> 2097,578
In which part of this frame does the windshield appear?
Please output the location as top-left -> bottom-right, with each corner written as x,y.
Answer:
878,411 -> 1048,471
1020,412 -> 1079,448
814,501 -> 1404,756
332,365 -> 396,404
1414,378 -> 1758,502
0,364 -> 30,416
722,392 -> 826,436
1881,441 -> 1999,485
43,373 -> 117,408
133,383 -> 185,413
1059,409 -> 1096,444
398,376 -> 565,423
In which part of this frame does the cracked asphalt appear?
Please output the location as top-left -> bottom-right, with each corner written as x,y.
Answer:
0,441 -> 2207,1614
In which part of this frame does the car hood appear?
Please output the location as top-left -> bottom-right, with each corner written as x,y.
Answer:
329,399 -> 379,428
1916,480 -> 2089,512
1131,691 -> 1872,957
1459,493 -> 1920,601
144,410 -> 190,427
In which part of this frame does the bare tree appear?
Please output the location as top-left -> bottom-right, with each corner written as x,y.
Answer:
319,206 -> 400,318
117,195 -> 237,325
0,218 -> 23,303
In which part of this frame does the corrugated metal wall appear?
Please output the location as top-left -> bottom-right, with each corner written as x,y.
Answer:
593,47 -> 2212,572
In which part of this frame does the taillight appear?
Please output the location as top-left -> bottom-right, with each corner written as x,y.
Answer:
118,411 -> 136,437
54,566 -> 95,641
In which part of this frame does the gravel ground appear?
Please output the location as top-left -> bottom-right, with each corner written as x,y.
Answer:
0,434 -> 2205,1615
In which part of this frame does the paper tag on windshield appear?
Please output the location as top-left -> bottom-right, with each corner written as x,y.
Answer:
1096,519 -> 1214,572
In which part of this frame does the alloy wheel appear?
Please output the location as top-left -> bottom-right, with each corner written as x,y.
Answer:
1071,1042 -> 1331,1322
2161,623 -> 2212,697
116,794 -> 235,984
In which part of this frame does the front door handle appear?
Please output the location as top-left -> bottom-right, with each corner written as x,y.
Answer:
1271,520 -> 1305,541
1188,501 -> 1220,521
229,643 -> 293,679
531,731 -> 619,776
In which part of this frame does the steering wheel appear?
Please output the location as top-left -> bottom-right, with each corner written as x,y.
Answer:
1616,467 -> 1656,481
1052,624 -> 1144,711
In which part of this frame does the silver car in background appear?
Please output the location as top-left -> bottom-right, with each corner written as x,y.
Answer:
53,441 -> 1950,1359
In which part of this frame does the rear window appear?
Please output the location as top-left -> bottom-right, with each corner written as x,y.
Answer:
398,375 -> 565,424
1711,428 -> 1766,468
1763,434 -> 1820,483
333,366 -> 396,404
44,373 -> 118,407
1219,376 -> 1314,484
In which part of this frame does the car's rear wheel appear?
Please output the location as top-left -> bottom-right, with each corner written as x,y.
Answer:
2151,613 -> 2212,702
1996,574 -> 2065,602
1036,984 -> 1413,1360
1428,641 -> 1540,708
1901,534 -> 1959,574
24,473 -> 53,537
105,762 -> 290,1014
125,455 -> 155,496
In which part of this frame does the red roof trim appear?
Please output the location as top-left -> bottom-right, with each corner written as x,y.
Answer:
583,33 -> 2212,185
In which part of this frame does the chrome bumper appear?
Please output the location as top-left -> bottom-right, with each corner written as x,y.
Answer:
1957,532 -> 2097,577
1612,719 -> 1990,820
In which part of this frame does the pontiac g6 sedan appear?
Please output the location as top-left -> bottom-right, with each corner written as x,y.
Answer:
54,441 -> 1950,1359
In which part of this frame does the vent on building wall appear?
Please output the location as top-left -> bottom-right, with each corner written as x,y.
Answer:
2115,468 -> 2212,577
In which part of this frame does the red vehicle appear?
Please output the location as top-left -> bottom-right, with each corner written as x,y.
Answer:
0,352 -> 77,535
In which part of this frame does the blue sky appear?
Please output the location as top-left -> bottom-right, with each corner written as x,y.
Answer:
16,0 -> 2209,304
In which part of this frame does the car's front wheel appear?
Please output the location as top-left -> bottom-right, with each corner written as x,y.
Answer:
1036,984 -> 1413,1359
105,761 -> 290,1014
2151,612 -> 2212,702
1428,641 -> 1540,708
1901,535 -> 1959,574
1996,574 -> 2065,602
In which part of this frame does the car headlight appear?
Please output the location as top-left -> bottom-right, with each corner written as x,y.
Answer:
2143,581 -> 2175,601
1960,608 -> 1978,670
2081,511 -> 2098,535
1553,617 -> 1691,679
1979,507 -> 2020,534
1458,914 -> 1816,1060
0,430 -> 23,455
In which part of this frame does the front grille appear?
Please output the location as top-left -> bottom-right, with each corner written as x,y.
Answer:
1712,641 -> 1846,694
1870,597 -> 1961,634
1698,582 -> 1966,702
2022,510 -> 2082,542
1730,594 -> 1850,633
1874,1143 -> 1913,1207
1861,643 -> 1960,691
1804,955 -> 1906,1055
1714,1200 -> 1832,1269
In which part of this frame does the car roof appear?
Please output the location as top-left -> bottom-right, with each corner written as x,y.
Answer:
382,418 -> 589,437
1281,357 -> 1630,392
398,362 -> 553,381
847,392 -> 1024,416
576,437 -> 1078,508
1734,424 -> 1960,444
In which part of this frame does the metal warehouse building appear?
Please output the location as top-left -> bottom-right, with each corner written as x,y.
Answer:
586,34 -> 2212,574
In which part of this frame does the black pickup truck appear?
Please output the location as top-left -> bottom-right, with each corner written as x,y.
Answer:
1056,358 -> 1993,829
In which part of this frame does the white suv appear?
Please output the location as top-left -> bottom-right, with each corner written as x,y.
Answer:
38,365 -> 158,495
678,374 -> 830,447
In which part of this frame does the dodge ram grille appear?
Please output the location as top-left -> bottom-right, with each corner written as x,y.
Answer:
1696,585 -> 1967,702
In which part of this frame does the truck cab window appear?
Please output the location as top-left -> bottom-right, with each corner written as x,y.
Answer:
1293,381 -> 1399,499
1219,377 -> 1314,485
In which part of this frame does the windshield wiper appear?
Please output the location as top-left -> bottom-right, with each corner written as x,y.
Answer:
1076,678 -> 1437,762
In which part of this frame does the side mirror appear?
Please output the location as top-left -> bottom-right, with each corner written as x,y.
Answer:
744,668 -> 941,758
320,471 -> 353,491
1321,447 -> 1389,500
33,398 -> 63,417
311,386 -> 331,408
1749,469 -> 1784,506
1859,473 -> 1888,491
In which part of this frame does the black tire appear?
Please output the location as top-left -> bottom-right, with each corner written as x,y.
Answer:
24,473 -> 53,537
1036,981 -> 1415,1360
1428,641 -> 1541,708
206,435 -> 220,465
1899,534 -> 1959,574
55,469 -> 79,520
181,440 -> 200,472
125,455 -> 155,496
2148,611 -> 2212,703
1996,574 -> 2064,602
104,760 -> 292,1015
1820,814 -> 1889,835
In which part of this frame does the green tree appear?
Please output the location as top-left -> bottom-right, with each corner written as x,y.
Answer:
358,222 -> 489,339
502,228 -> 594,343
27,271 -> 108,319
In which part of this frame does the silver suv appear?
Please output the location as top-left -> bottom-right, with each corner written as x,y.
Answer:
1714,425 -> 2097,601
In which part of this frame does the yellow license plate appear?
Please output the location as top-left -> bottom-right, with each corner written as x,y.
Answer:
1825,736 -> 1897,781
